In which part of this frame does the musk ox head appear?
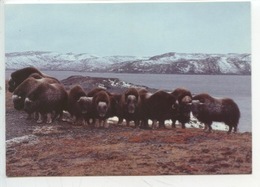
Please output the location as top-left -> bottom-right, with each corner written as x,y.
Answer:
97,101 -> 109,117
12,94 -> 24,110
124,88 -> 139,114
126,94 -> 138,114
77,96 -> 93,114
24,97 -> 38,114
189,100 -> 204,118
94,91 -> 110,118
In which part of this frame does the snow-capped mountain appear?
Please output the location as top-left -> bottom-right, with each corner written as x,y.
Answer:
5,51 -> 251,75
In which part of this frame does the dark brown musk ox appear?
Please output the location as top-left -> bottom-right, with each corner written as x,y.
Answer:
87,87 -> 121,119
92,90 -> 111,128
24,82 -> 68,124
171,88 -> 192,129
139,90 -> 179,129
117,88 -> 140,127
8,67 -> 59,92
191,93 -> 240,133
12,73 -> 60,118
67,85 -> 93,125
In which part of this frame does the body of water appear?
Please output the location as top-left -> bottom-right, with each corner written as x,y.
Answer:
6,70 -> 251,132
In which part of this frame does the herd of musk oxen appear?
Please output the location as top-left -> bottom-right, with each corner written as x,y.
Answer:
8,67 -> 241,134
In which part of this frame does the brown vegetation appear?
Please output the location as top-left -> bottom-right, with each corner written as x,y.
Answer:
5,89 -> 252,176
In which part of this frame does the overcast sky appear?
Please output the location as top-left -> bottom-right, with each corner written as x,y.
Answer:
5,2 -> 251,56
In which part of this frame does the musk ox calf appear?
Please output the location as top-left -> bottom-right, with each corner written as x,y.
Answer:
139,90 -> 178,129
191,93 -> 240,133
117,88 -> 140,127
171,88 -> 192,129
24,82 -> 68,124
92,90 -> 111,128
67,85 -> 93,125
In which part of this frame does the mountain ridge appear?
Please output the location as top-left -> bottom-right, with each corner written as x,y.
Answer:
5,51 -> 251,75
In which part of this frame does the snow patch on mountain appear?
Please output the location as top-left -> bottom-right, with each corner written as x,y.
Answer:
5,51 -> 251,75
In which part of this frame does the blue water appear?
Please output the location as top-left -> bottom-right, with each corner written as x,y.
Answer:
6,70 -> 251,132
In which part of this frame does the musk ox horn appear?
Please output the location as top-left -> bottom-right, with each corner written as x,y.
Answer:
192,100 -> 204,105
12,94 -> 21,100
25,97 -> 32,103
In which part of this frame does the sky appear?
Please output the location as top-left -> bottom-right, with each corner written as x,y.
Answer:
4,2 -> 251,56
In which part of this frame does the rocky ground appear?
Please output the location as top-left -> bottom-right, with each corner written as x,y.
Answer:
5,77 -> 252,177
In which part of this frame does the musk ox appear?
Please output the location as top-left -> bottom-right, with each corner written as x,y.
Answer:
92,90 -> 111,128
12,75 -> 59,115
117,88 -> 140,127
67,85 -> 93,125
24,82 -> 68,124
139,90 -> 178,129
191,93 -> 240,133
8,67 -> 58,92
87,87 -> 121,119
171,88 -> 192,129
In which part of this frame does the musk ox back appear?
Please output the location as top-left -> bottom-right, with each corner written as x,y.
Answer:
191,93 -> 240,133
24,82 -> 68,124
171,88 -> 192,128
8,67 -> 43,92
68,85 -> 93,125
117,88 -> 140,127
139,90 -> 178,129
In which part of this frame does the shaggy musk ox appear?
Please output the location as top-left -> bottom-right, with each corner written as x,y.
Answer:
171,88 -> 192,129
67,85 -> 93,125
191,93 -> 240,133
139,90 -> 178,129
24,82 -> 68,124
8,67 -> 59,92
117,88 -> 140,127
87,87 -> 121,119
92,90 -> 111,128
12,75 -> 59,112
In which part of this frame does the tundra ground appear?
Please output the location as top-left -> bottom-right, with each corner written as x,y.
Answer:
5,90 -> 252,176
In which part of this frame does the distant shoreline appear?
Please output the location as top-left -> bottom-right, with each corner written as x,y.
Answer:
5,69 -> 251,76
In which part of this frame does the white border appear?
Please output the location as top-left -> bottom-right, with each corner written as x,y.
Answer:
1,0 -> 260,187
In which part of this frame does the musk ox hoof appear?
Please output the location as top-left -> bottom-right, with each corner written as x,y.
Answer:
46,119 -> 52,124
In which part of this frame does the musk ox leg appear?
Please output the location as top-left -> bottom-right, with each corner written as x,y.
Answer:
104,119 -> 109,128
37,113 -> 43,124
180,123 -> 186,129
134,120 -> 139,128
95,119 -> 101,128
151,120 -> 157,129
126,120 -> 130,127
234,125 -> 238,133
158,120 -> 165,129
26,113 -> 32,120
205,122 -> 212,133
171,119 -> 176,128
46,113 -> 53,124
140,120 -> 149,129
117,118 -> 123,126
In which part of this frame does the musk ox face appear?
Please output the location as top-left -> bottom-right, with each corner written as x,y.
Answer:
97,101 -> 108,117
8,79 -> 16,92
12,94 -> 24,110
126,94 -> 138,114
24,97 -> 38,114
77,97 -> 93,114
190,100 -> 203,118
